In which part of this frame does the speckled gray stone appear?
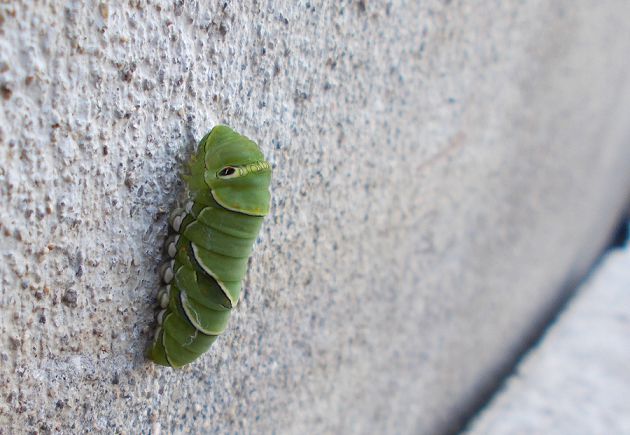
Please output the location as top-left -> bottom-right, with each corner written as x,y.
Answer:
1,1 -> 629,434
467,240 -> 630,434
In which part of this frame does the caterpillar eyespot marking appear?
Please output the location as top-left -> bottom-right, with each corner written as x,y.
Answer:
217,166 -> 237,178
147,125 -> 272,368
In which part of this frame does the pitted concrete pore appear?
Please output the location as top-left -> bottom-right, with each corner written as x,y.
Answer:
1,1 -> 630,434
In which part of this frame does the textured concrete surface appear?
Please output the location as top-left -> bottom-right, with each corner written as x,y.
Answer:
467,235 -> 630,435
1,1 -> 630,434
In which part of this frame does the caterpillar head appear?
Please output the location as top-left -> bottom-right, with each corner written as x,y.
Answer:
202,125 -> 272,216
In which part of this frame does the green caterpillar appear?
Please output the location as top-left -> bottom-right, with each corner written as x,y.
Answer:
147,125 -> 271,367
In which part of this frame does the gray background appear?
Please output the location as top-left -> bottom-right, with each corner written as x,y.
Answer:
468,241 -> 630,435
1,1 -> 629,433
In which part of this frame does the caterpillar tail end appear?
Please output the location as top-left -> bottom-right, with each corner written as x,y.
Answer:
146,330 -> 171,367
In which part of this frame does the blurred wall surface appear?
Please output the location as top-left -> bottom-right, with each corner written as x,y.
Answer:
1,1 -> 629,433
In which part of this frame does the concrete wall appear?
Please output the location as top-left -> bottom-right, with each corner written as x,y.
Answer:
1,1 -> 629,433
467,241 -> 630,434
